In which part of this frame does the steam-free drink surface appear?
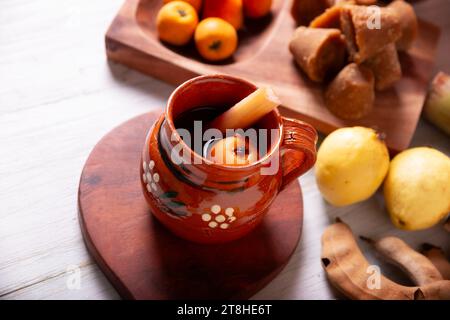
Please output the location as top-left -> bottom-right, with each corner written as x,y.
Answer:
174,106 -> 226,136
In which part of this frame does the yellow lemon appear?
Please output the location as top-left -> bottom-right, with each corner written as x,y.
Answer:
384,147 -> 450,230
315,127 -> 389,206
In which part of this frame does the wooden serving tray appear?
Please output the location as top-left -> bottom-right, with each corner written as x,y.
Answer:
105,0 -> 440,152
78,112 -> 304,299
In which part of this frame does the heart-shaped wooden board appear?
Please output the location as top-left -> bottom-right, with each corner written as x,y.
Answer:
78,112 -> 304,299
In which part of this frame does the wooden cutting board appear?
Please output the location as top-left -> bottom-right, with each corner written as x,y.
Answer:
105,0 -> 440,152
78,112 -> 304,299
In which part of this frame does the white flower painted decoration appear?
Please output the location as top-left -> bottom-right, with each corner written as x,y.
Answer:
202,205 -> 237,229
142,160 -> 159,193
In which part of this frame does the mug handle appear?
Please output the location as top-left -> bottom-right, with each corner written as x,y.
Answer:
280,117 -> 317,191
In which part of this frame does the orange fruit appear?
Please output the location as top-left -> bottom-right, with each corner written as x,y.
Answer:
202,0 -> 243,30
163,0 -> 202,12
195,18 -> 238,61
243,0 -> 272,19
156,1 -> 198,46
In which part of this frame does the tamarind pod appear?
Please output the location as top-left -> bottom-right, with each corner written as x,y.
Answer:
416,281 -> 450,300
321,222 -> 450,300
422,244 -> 450,280
363,236 -> 443,286
321,222 -> 410,299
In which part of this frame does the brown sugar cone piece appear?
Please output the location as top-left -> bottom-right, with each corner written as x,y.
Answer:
340,4 -> 402,63
421,244 -> 450,280
388,0 -> 418,51
309,0 -> 379,29
291,0 -> 335,26
325,63 -> 375,120
310,5 -> 343,29
363,43 -> 402,91
289,27 -> 347,83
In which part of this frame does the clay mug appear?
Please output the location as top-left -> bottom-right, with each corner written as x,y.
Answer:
141,74 -> 317,244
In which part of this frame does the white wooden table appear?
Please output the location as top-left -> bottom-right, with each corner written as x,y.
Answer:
0,0 -> 449,300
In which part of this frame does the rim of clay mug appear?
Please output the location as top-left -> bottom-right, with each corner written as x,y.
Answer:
165,74 -> 284,171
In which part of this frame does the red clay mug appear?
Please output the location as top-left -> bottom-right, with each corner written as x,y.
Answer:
141,74 -> 317,244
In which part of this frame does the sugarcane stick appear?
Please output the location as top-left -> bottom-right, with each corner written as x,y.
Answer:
208,87 -> 281,132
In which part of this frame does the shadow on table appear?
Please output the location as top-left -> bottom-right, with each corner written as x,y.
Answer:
106,59 -> 173,103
